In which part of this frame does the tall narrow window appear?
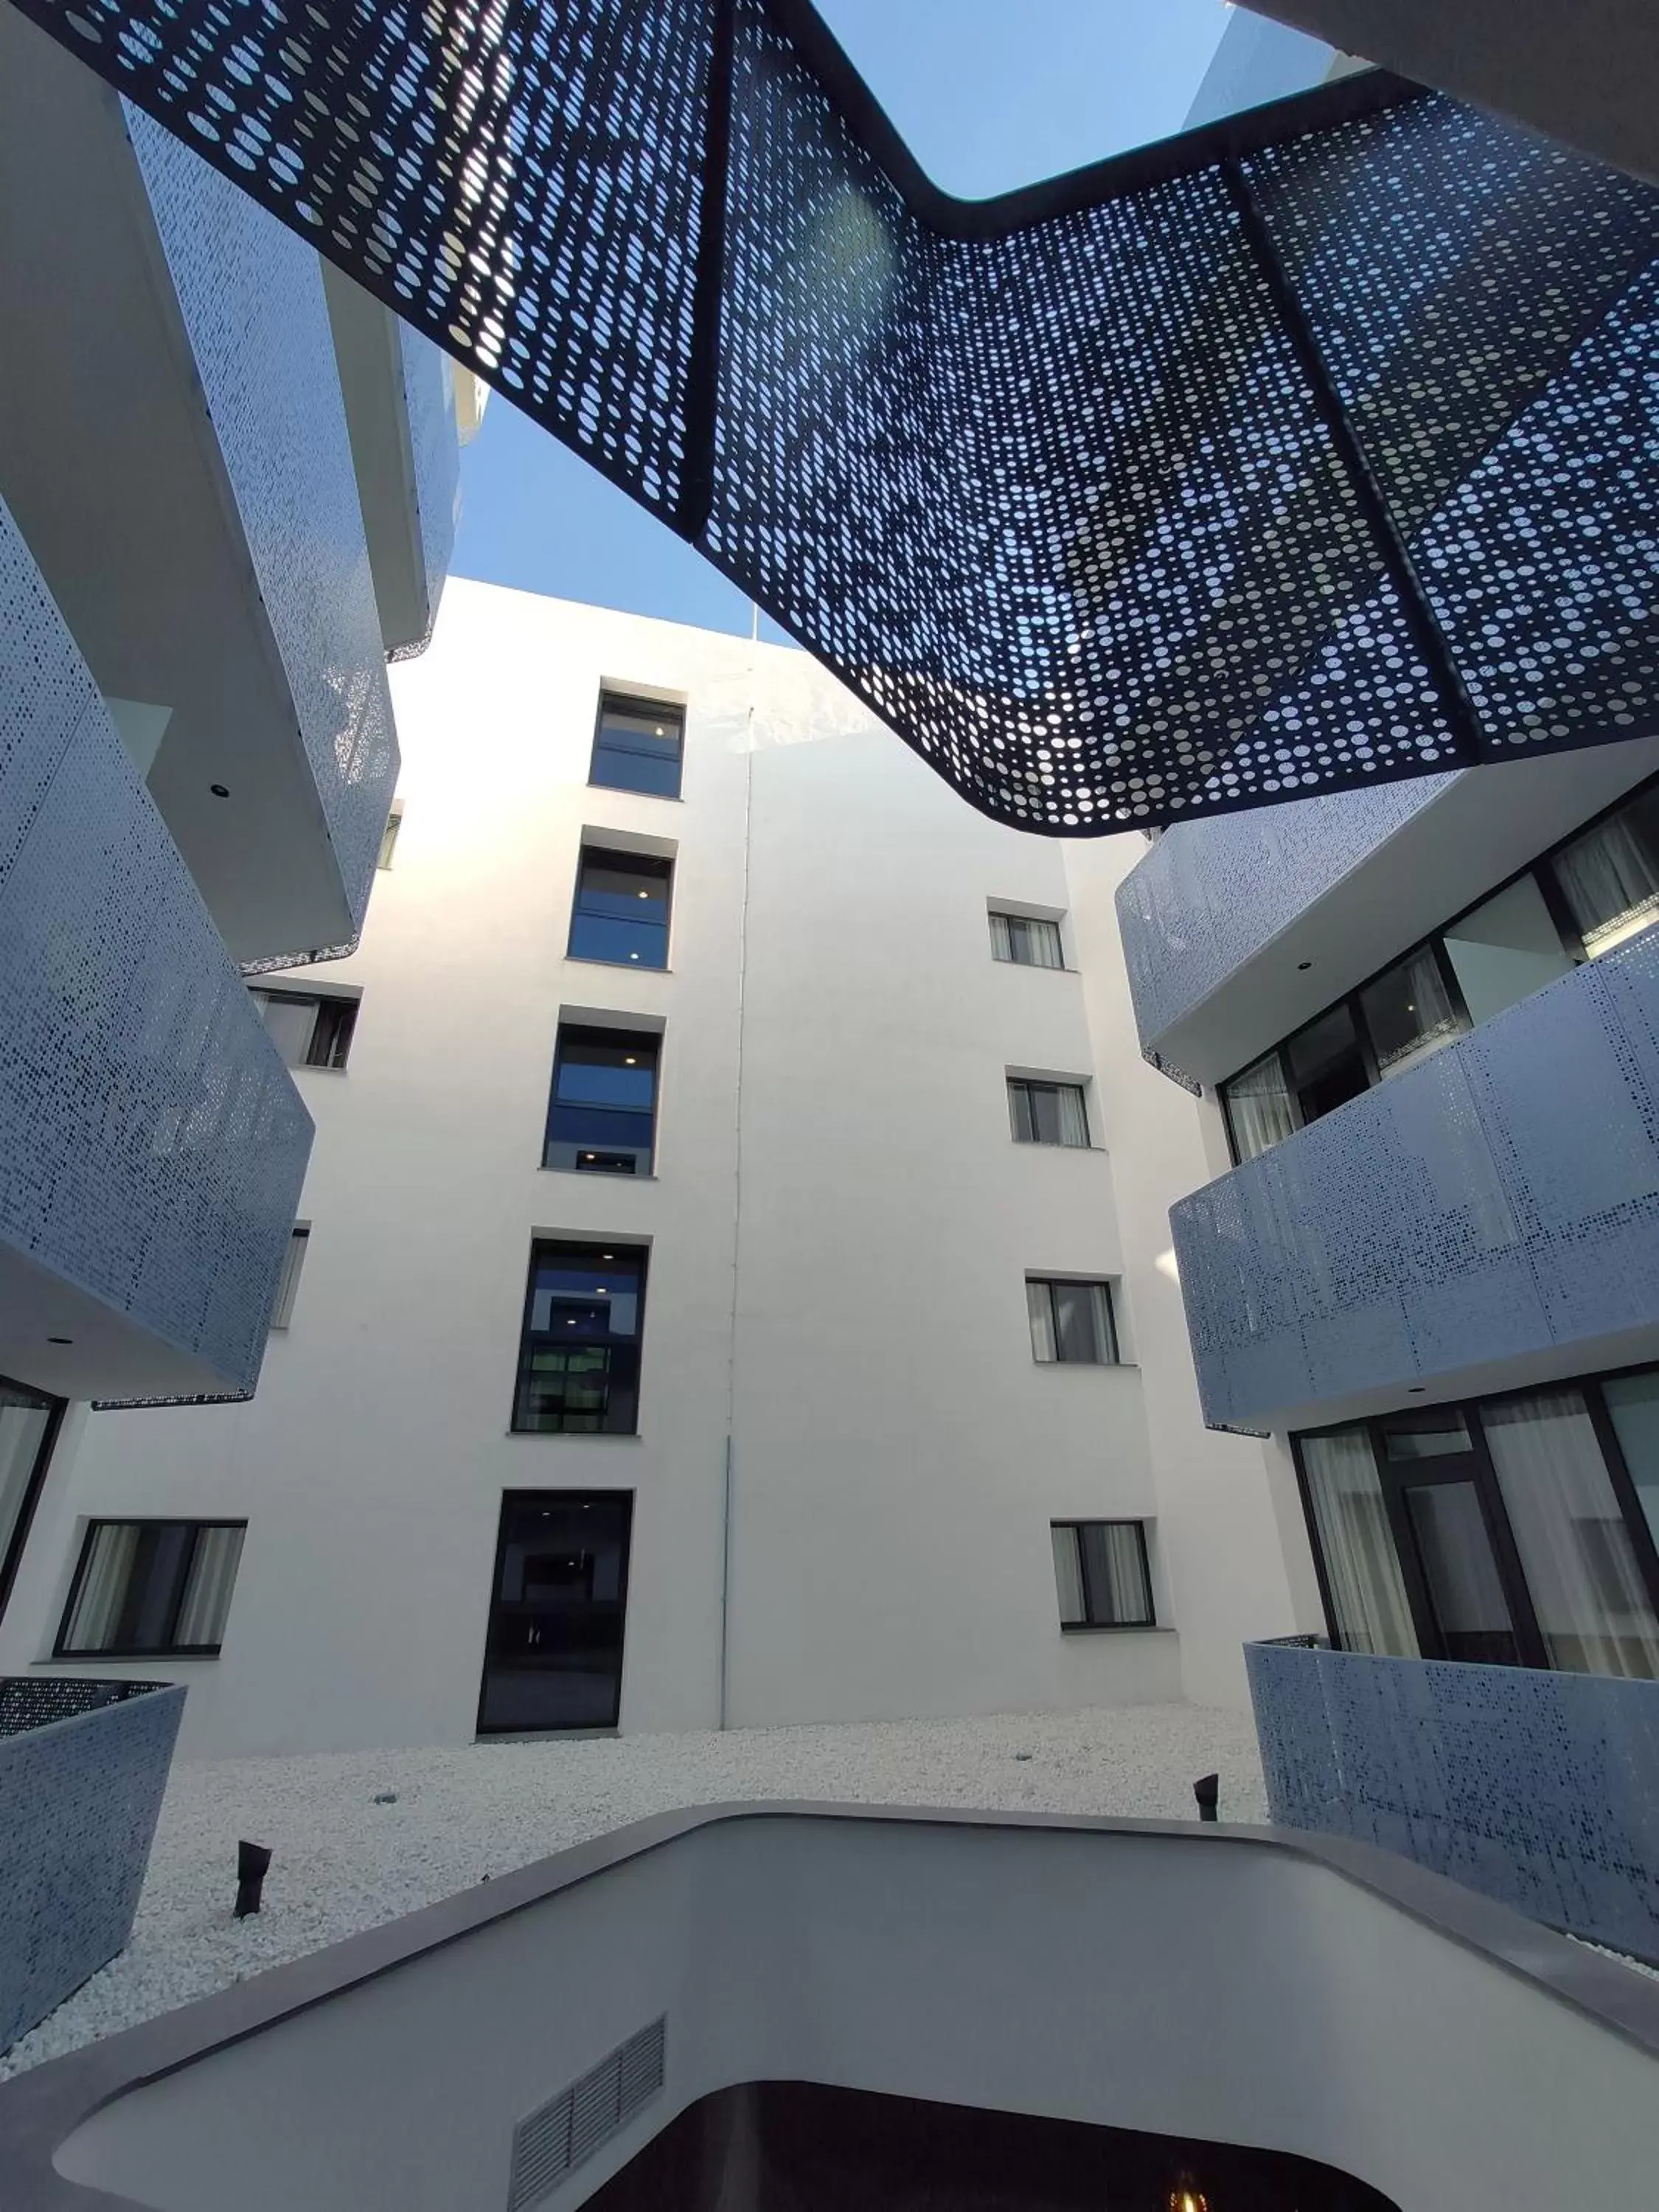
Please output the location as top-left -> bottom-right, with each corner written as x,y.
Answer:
990,911 -> 1063,968
1298,1427 -> 1418,1658
1281,1004 -> 1368,1126
513,1242 -> 648,1434
249,988 -> 358,1070
478,1492 -> 633,1733
0,1376 -> 63,1626
568,848 -> 672,968
1601,1371 -> 1659,1557
1221,1051 -> 1298,1163
545,1027 -> 659,1175
1550,788 -> 1659,956
270,1226 -> 310,1330
1051,1522 -> 1154,1627
1007,1078 -> 1090,1147
377,803 -> 403,870
590,693 -> 684,798
57,1521 -> 246,1656
1026,1279 -> 1117,1365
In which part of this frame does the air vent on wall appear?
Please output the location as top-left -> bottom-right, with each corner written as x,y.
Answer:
507,2017 -> 666,2211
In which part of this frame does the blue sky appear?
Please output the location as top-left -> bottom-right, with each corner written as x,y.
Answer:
451,0 -> 1235,635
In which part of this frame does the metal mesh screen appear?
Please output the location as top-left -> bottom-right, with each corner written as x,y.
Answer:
8,0 -> 1658,832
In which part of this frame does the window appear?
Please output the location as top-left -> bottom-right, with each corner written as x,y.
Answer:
0,1376 -> 63,1627
1007,1078 -> 1089,1147
990,911 -> 1062,968
513,1241 -> 648,1434
57,1521 -> 246,1657
377,803 -> 403,870
1027,1279 -> 1117,1365
590,692 -> 684,799
1283,1004 -> 1368,1123
1220,1050 -> 1298,1165
1294,1370 -> 1659,1680
1355,942 -> 1467,1080
1441,875 -> 1573,1026
568,847 -> 671,968
545,1026 -> 659,1175
1051,1521 -> 1154,1628
1549,787 -> 1659,956
478,1492 -> 633,1733
270,1226 -> 309,1330
249,988 -> 358,1070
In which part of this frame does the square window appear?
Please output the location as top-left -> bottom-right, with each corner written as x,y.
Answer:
568,848 -> 672,969
57,1520 -> 246,1656
1051,1521 -> 1153,1627
545,1026 -> 659,1175
1026,1279 -> 1118,1365
590,692 -> 684,799
513,1241 -> 649,1435
990,911 -> 1062,967
1008,1077 -> 1090,1147
249,987 -> 358,1070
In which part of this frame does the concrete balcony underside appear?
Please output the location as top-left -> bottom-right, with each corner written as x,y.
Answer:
1172,931 -> 1659,1432
1117,740 -> 1659,1088
0,10 -> 396,965
0,500 -> 311,1402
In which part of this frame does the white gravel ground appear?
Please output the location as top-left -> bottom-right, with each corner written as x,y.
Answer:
4,1703 -> 1263,2078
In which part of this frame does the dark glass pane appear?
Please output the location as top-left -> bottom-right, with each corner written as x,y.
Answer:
514,1244 -> 647,1433
570,851 -> 670,967
479,1492 -> 632,1733
305,998 -> 356,1069
1052,1282 -> 1108,1363
1380,1411 -> 1472,1460
591,698 -> 684,799
1078,1523 -> 1152,1625
1402,1481 -> 1522,1666
116,1525 -> 192,1652
546,1029 -> 657,1172
1283,1004 -> 1368,1124
1357,945 -> 1466,1079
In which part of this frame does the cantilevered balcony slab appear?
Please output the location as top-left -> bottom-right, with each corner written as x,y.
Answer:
0,10 -> 396,965
1173,931 -> 1659,1432
1118,742 -> 1659,1088
0,500 -> 310,1402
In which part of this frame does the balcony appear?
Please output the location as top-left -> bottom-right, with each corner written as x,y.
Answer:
1117,742 -> 1659,1088
0,500 -> 312,1402
0,11 -> 398,965
1172,930 -> 1659,1431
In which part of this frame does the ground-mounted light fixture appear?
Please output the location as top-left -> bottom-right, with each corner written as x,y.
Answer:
1193,1773 -> 1219,1823
234,1840 -> 272,1918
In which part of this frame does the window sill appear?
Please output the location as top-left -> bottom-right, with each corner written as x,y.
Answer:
40,1650 -> 221,1663
587,783 -> 685,804
504,1430 -> 644,1441
1012,1141 -> 1107,1152
562,956 -> 672,975
1060,1623 -> 1172,1636
538,1167 -> 659,1181
1034,1360 -> 1139,1371
992,963 -> 1079,975
291,1064 -> 349,1077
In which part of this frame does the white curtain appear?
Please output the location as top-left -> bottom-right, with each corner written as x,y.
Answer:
1081,1522 -> 1150,1622
1055,1084 -> 1090,1147
1225,1053 -> 1297,1161
1026,1281 -> 1057,1362
1481,1390 -> 1659,1679
1368,947 -> 1464,1077
1554,813 -> 1659,953
1051,1527 -> 1085,1624
63,1523 -> 140,1652
1301,1429 -> 1418,1657
990,914 -> 1062,967
175,1526 -> 246,1649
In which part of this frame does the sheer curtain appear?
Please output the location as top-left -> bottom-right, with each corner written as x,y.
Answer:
1553,813 -> 1659,952
1054,1085 -> 1089,1147
1481,1390 -> 1659,1678
1026,1281 -> 1057,1362
1081,1522 -> 1150,1623
1365,946 -> 1464,1077
175,1526 -> 246,1648
63,1523 -> 139,1652
1224,1054 -> 1297,1161
1301,1429 -> 1418,1656
1051,1528 -> 1085,1624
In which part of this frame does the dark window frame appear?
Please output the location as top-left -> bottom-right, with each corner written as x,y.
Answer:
988,909 -> 1066,969
377,803 -> 403,870
1026,1276 -> 1119,1366
475,1489 -> 634,1736
0,1376 -> 66,1630
1051,1518 -> 1155,1630
588,691 -> 686,800
543,1023 -> 661,1176
567,845 -> 674,971
1006,1076 -> 1091,1148
54,1517 -> 248,1659
250,986 -> 359,1071
510,1238 -> 651,1437
1291,1359 -> 1659,1672
1217,770 -> 1659,1166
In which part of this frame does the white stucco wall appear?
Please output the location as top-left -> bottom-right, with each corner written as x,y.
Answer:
0,582 -> 1298,1753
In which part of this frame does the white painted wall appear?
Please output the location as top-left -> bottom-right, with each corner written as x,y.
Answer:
0,582 -> 1298,1753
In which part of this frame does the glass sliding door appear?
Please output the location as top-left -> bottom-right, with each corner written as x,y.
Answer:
478,1492 -> 633,1734
1397,1479 -> 1525,1667
1298,1427 -> 1418,1656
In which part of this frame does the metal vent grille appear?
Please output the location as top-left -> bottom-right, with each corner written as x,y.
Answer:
507,2018 -> 666,2211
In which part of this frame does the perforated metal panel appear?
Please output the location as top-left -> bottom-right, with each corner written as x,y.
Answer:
507,2018 -> 665,2210
1172,925 -> 1659,1429
0,498 -> 313,1394
9,0 -> 1659,832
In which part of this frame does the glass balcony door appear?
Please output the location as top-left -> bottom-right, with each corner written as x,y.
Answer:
477,1492 -> 633,1734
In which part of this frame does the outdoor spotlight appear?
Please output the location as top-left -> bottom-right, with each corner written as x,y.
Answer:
234,1840 -> 272,1918
1193,1773 -> 1220,1823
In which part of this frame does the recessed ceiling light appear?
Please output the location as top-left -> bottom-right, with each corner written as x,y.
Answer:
624,1056 -> 637,1065
47,1335 -> 72,1346
210,783 -> 230,799
636,890 -> 650,899
596,1286 -> 607,1294
1296,960 -> 1312,971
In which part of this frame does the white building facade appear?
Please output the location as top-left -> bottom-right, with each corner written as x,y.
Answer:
0,582 -> 1301,1757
